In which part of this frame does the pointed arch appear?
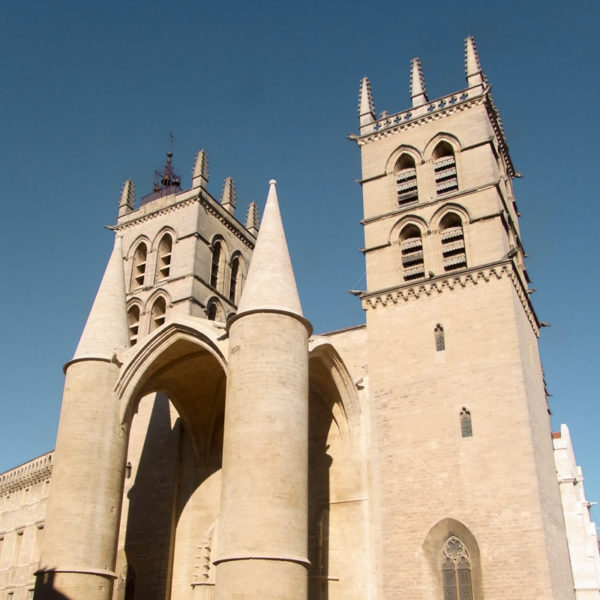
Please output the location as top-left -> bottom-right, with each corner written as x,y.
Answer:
228,252 -> 246,305
441,536 -> 473,600
154,230 -> 174,282
116,317 -> 228,427
399,222 -> 426,281
206,297 -> 225,322
130,240 -> 149,290
421,518 -> 482,600
209,236 -> 230,292
127,300 -> 142,345
438,212 -> 467,272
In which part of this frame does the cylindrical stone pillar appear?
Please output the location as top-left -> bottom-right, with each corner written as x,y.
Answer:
215,311 -> 310,600
36,360 -> 128,600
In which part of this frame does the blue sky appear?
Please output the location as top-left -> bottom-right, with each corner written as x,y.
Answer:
1,1 -> 599,517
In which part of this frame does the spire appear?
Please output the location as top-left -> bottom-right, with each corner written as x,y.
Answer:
465,36 -> 484,88
71,235 -> 129,362
358,76 -> 375,128
118,179 -> 135,217
245,201 -> 259,235
410,58 -> 428,107
235,180 -> 303,319
221,176 -> 236,214
192,149 -> 208,189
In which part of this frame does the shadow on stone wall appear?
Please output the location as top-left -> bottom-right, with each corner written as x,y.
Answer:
308,390 -> 333,600
33,571 -> 71,600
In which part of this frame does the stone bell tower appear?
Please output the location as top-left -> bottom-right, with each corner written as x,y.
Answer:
116,149 -> 258,344
355,37 -> 575,599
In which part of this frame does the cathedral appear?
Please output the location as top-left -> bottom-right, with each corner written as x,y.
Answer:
1,37 -> 599,600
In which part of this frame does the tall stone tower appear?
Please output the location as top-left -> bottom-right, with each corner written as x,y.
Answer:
355,37 -> 574,599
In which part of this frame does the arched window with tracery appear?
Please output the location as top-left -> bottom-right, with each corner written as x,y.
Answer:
156,234 -> 173,281
150,296 -> 166,332
442,536 -> 473,600
440,213 -> 467,272
433,141 -> 458,195
395,153 -> 418,205
131,242 -> 148,290
127,305 -> 140,345
229,255 -> 242,303
210,241 -> 222,289
400,224 -> 425,281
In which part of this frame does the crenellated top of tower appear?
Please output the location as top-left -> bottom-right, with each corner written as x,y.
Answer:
355,36 -> 513,176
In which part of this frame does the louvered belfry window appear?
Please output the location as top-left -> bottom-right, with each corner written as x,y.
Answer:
442,536 -> 473,600
131,242 -> 148,289
400,225 -> 425,281
433,141 -> 458,195
157,234 -> 173,281
440,214 -> 467,272
396,153 -> 418,205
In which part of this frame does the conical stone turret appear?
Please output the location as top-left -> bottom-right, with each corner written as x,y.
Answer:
37,234 -> 130,600
216,180 -> 311,600
71,235 -> 130,362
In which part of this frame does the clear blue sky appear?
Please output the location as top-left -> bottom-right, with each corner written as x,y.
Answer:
1,1 -> 599,517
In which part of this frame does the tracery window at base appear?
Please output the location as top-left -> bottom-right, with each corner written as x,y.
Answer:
442,536 -> 473,600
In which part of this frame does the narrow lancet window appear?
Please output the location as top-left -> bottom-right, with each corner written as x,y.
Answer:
156,234 -> 173,281
433,141 -> 458,195
131,243 -> 148,289
460,408 -> 473,438
400,225 -> 425,281
440,214 -> 467,272
395,153 -> 418,205
435,324 -> 445,351
127,305 -> 141,345
210,241 -> 222,289
442,536 -> 473,600
150,297 -> 166,331
229,256 -> 241,303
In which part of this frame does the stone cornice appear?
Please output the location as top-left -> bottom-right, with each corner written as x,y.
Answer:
357,90 -> 486,145
0,452 -> 53,495
113,193 -> 256,250
361,261 -> 539,335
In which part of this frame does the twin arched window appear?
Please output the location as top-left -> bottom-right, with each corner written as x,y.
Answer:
394,141 -> 458,208
442,536 -> 473,600
130,233 -> 173,291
